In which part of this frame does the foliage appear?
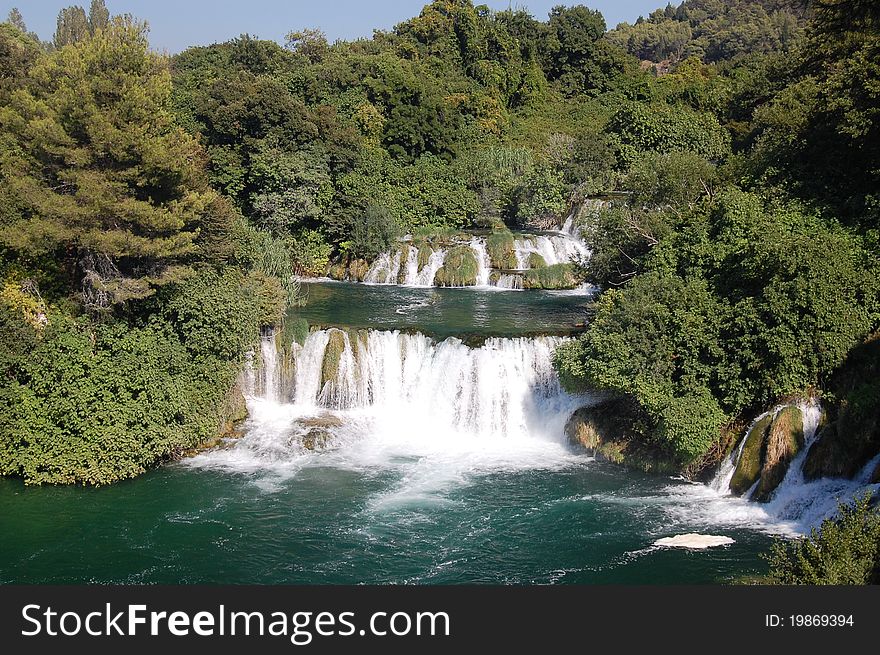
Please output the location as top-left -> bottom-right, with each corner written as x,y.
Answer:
522,263 -> 577,290
0,17 -> 216,309
0,273 -> 262,485
433,244 -> 478,287
606,0 -> 806,65
607,101 -> 731,165
765,494 -> 880,584
344,204 -> 400,261
559,186 -> 880,464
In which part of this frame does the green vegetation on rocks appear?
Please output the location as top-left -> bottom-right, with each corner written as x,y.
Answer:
486,231 -> 518,270
433,246 -> 479,287
527,253 -> 548,269
730,415 -> 771,496
754,406 -> 804,502
523,264 -> 577,290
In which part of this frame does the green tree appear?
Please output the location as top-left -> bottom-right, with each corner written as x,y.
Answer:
6,8 -> 26,32
1,18 -> 215,308
766,494 -> 880,584
53,6 -> 89,47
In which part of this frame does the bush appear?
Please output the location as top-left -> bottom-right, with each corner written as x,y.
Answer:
607,101 -> 731,166
343,204 -> 400,261
433,245 -> 478,287
0,266 -> 265,485
486,230 -> 517,270
765,494 -> 880,585
522,263 -> 577,289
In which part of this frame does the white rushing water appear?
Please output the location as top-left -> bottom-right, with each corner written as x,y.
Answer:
666,400 -> 880,535
363,251 -> 402,285
470,237 -> 492,287
191,329 -> 589,493
197,335 -> 877,537
359,225 -> 590,290
513,234 -> 589,269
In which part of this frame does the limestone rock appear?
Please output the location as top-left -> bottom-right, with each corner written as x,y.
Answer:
321,329 -> 347,387
729,414 -> 771,496
754,406 -> 804,502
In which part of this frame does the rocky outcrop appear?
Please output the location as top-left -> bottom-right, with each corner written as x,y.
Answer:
753,406 -> 804,502
321,329 -> 347,387
522,263 -> 577,290
729,406 -> 805,501
802,336 -> 880,481
729,415 -> 771,496
327,257 -> 371,282
486,231 -> 518,270
433,245 -> 478,287
564,398 -> 679,474
293,414 -> 342,451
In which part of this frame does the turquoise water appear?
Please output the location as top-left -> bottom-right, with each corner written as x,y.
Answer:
0,462 -> 774,584
295,281 -> 592,339
0,281 -> 785,584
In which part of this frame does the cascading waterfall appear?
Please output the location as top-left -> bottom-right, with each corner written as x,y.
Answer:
218,327 -> 587,478
513,234 -> 590,269
413,248 -> 446,286
703,400 -> 880,532
364,250 -> 402,285
354,226 -> 590,289
495,274 -> 523,290
259,330 -> 279,402
470,237 -> 492,287
287,329 -> 577,441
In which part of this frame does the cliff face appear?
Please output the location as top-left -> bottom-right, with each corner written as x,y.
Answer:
804,337 -> 880,482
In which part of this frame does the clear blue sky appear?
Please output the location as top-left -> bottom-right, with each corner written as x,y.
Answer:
2,1 -> 662,53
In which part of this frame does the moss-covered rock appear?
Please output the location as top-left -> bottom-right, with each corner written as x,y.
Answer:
327,262 -> 346,280
279,314 -> 310,350
416,243 -> 434,271
803,423 -> 848,480
433,245 -> 478,287
294,414 -> 343,451
321,329 -> 347,387
522,263 -> 577,289
527,252 -> 547,269
327,257 -> 371,282
754,406 -> 804,502
564,399 -> 679,474
486,231 -> 518,270
729,414 -> 771,496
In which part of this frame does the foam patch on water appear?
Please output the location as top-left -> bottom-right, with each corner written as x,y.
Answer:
653,534 -> 735,549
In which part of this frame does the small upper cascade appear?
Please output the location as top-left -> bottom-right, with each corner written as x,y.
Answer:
364,250 -> 402,284
336,219 -> 592,290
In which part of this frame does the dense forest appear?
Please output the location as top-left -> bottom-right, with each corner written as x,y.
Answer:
0,0 -> 878,581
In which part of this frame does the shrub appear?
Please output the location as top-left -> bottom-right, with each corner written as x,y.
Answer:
765,494 -> 880,585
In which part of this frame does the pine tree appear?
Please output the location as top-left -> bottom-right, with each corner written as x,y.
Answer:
0,17 -> 214,309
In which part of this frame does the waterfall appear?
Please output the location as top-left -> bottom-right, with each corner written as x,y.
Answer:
413,248 -> 446,287
561,212 -> 578,237
705,400 -> 880,532
495,273 -> 523,290
364,250 -> 402,285
259,330 -> 279,402
244,328 -> 582,443
354,229 -> 590,287
513,234 -> 590,270
470,237 -> 492,287
401,246 -> 420,286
